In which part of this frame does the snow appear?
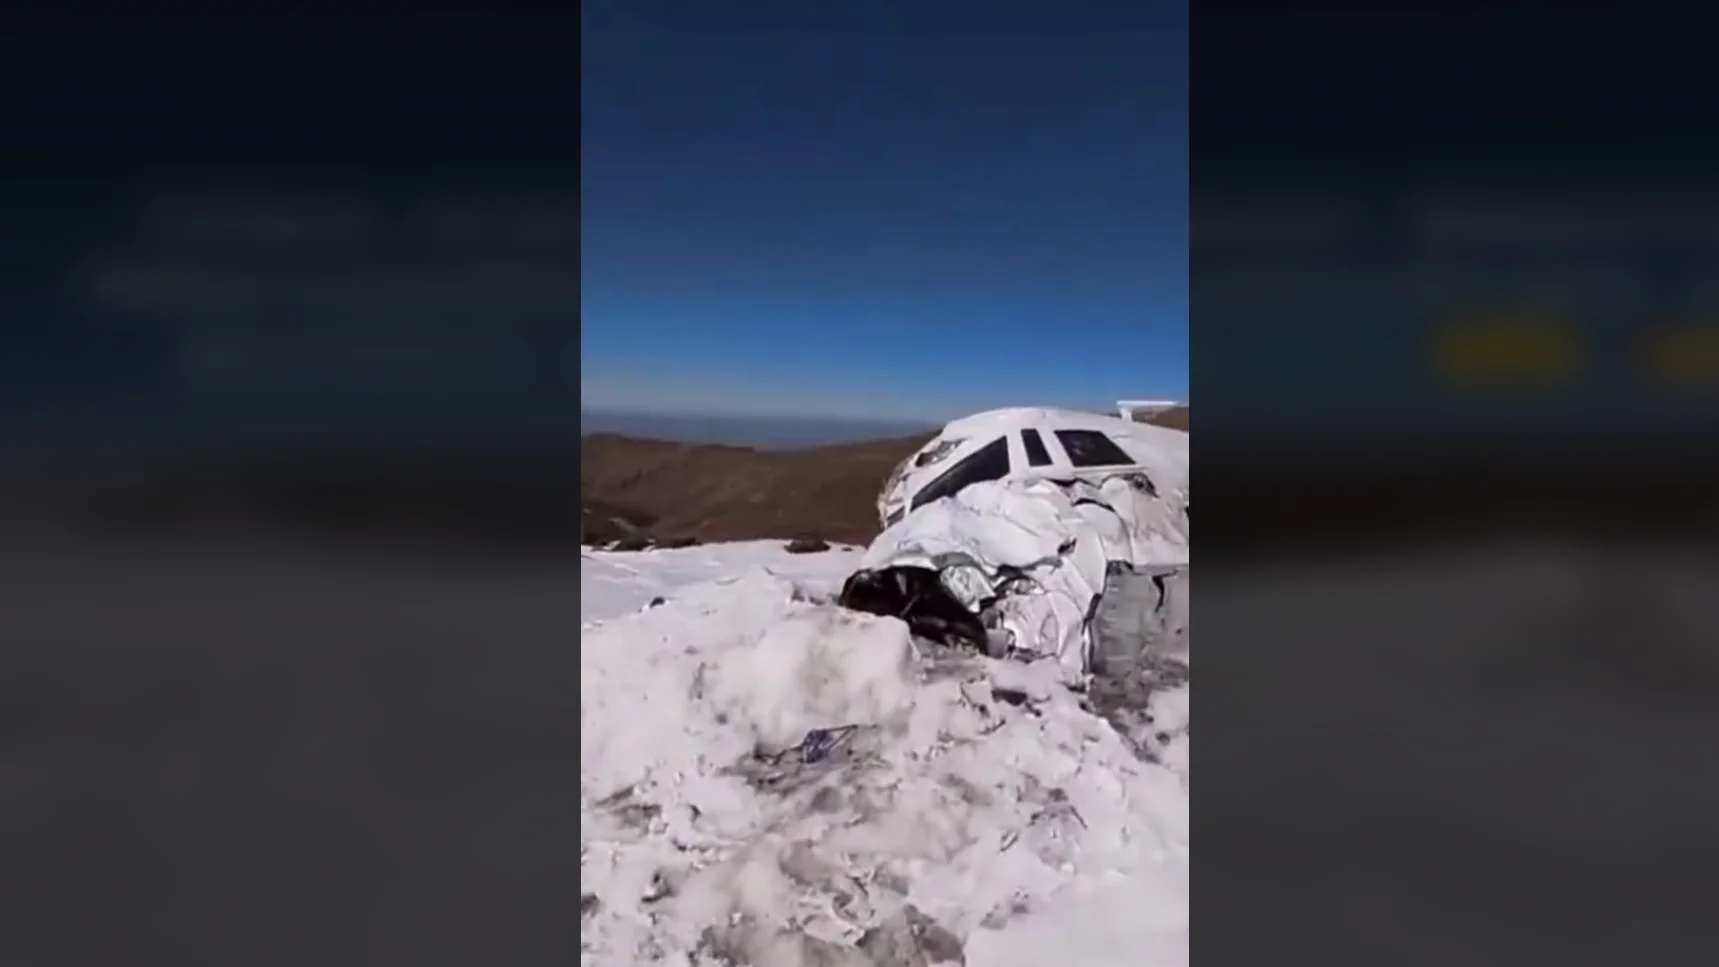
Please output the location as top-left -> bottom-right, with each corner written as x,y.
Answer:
581,541 -> 867,622
582,541 -> 1189,967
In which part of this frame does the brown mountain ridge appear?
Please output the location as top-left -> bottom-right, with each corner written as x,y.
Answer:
582,406 -> 1189,546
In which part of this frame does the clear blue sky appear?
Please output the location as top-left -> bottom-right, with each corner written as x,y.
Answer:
582,0 -> 1187,423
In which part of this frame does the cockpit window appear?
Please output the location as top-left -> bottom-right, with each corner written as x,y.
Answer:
910,436 -> 1012,511
1054,429 -> 1136,468
1020,428 -> 1053,467
880,437 -> 965,510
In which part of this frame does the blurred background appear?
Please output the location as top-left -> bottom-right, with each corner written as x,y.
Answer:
0,12 -> 584,966
1195,6 -> 1719,961
0,12 -> 581,555
1196,7 -> 1719,553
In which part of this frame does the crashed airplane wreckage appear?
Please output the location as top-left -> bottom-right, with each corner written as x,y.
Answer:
839,406 -> 1188,680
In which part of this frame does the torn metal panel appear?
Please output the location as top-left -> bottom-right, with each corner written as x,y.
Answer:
1089,562 -> 1189,679
843,474 -> 1188,677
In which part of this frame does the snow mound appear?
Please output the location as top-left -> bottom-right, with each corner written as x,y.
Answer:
581,570 -> 1188,967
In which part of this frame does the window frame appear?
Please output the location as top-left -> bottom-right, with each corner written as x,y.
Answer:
1052,428 -> 1138,469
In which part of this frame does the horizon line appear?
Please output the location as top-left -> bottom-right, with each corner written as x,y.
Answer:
580,406 -> 939,425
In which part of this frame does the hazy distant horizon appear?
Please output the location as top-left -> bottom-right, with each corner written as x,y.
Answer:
580,409 -> 936,448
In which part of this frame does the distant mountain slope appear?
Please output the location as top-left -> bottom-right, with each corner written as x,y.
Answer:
581,407 -> 1189,545
1129,405 -> 1188,430
580,410 -> 936,448
580,432 -> 931,545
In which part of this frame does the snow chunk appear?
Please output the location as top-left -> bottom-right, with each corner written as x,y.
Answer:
706,606 -> 919,752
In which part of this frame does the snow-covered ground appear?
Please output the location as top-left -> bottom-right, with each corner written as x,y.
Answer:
582,542 -> 869,623
582,541 -> 1189,967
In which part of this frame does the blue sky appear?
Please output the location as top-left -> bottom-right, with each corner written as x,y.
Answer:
581,0 -> 1188,423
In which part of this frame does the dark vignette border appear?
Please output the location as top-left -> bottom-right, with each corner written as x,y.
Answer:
1196,2 -> 1719,962
0,9 -> 583,967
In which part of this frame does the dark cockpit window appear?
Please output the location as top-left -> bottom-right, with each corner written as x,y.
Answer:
1054,429 -> 1136,468
1020,428 -> 1053,467
910,437 -> 1012,510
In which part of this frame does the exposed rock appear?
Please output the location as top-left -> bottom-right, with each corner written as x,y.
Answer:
785,534 -> 833,554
